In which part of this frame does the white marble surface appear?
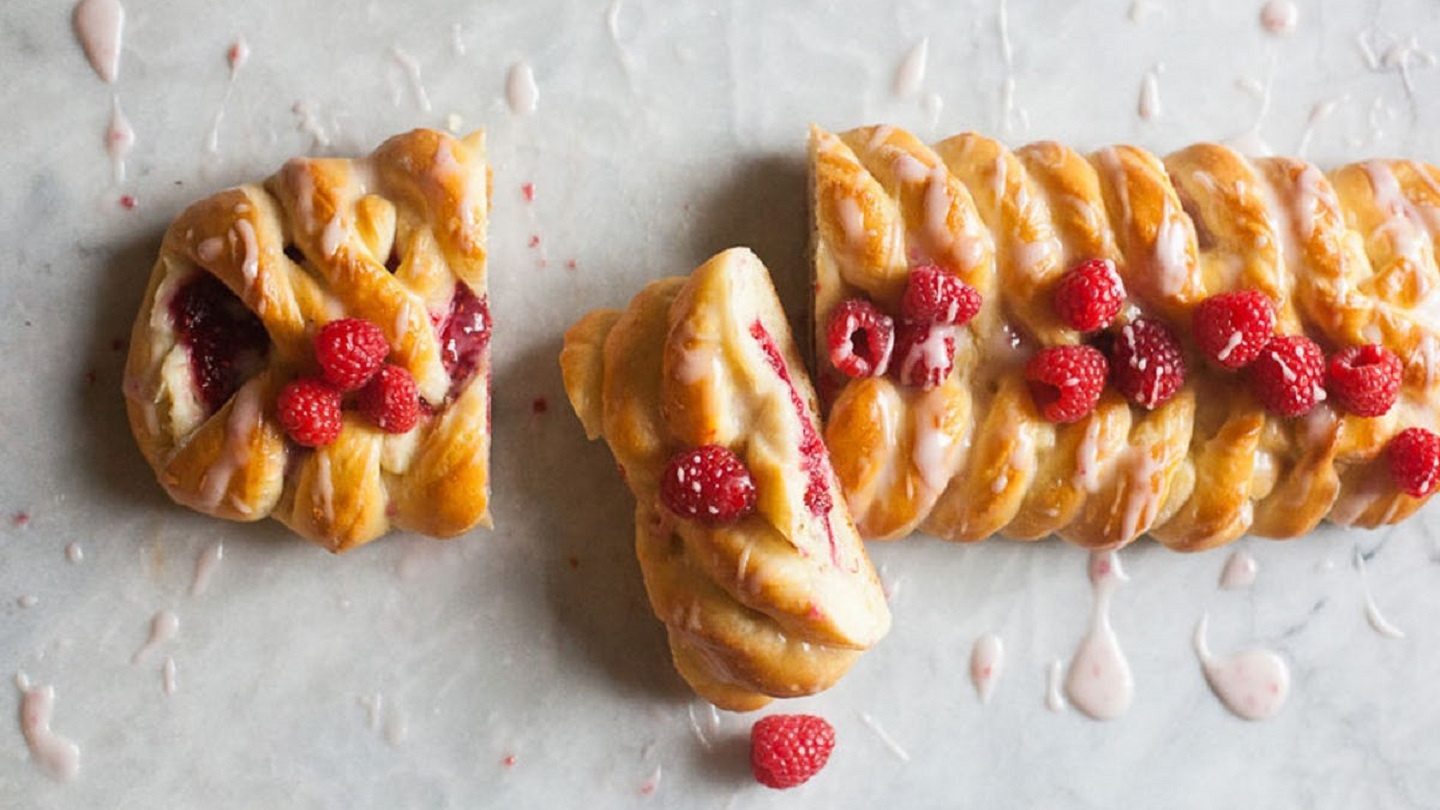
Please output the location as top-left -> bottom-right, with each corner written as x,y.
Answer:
3,0 -> 1440,806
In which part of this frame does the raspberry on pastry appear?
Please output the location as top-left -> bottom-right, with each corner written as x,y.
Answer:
560,248 -> 890,711
892,321 -> 956,390
1388,427 -> 1440,498
357,364 -> 421,434
812,123 -> 1440,550
122,128 -> 493,552
826,298 -> 894,378
901,264 -> 982,326
1026,345 -> 1107,423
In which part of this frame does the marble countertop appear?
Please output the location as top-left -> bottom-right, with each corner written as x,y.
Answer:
2,0 -> 1439,806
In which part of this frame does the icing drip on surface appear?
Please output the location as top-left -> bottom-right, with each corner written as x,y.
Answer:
131,609 -> 179,664
1065,551 -> 1134,720
969,633 -> 1004,703
389,47 -> 432,113
1259,0 -> 1298,36
1218,550 -> 1258,590
106,97 -> 135,184
16,674 -> 81,781
507,61 -> 539,115
858,712 -> 911,761
1138,65 -> 1162,121
161,657 -> 177,696
1045,659 -> 1066,712
1354,547 -> 1406,639
893,38 -> 929,98
1193,615 -> 1290,721
190,542 -> 224,596
65,542 -> 84,564
73,0 -> 124,83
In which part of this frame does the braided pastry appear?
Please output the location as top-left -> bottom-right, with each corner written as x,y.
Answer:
560,248 -> 890,710
811,124 -> 1440,551
123,128 -> 493,552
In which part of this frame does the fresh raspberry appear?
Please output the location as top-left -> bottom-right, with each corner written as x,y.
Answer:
659,445 -> 757,524
1052,258 -> 1125,332
357,365 -> 421,433
314,318 -> 389,391
826,298 -> 894,378
1192,290 -> 1276,370
900,265 -> 982,326
1326,344 -> 1402,417
1388,427 -> 1440,497
1025,345 -> 1109,423
891,322 -> 956,390
277,379 -> 343,447
750,714 -> 835,790
1108,317 -> 1186,409
1247,334 -> 1326,417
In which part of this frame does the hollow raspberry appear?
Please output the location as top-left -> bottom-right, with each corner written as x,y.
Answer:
1108,317 -> 1186,409
1248,334 -> 1326,417
358,364 -> 421,433
750,714 -> 835,790
1326,344 -> 1402,417
314,318 -> 389,391
1025,345 -> 1108,423
1052,258 -> 1125,332
1388,427 -> 1440,497
892,322 -> 956,390
1192,290 -> 1276,370
826,299 -> 894,378
659,445 -> 757,524
277,378 -> 342,447
900,265 -> 982,326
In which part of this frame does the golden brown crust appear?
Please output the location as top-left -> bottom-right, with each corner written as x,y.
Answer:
123,129 -> 492,552
813,125 -> 1440,550
560,248 -> 890,710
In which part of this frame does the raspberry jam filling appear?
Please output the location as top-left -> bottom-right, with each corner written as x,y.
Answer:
436,283 -> 492,393
169,273 -> 269,411
750,320 -> 842,566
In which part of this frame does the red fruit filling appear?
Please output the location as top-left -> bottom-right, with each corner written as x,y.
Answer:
168,273 -> 269,411
437,283 -> 492,392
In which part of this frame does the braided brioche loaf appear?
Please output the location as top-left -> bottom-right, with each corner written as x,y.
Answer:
124,129 -> 492,552
561,248 -> 890,710
812,124 -> 1440,551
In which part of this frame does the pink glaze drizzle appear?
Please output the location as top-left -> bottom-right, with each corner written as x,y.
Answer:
1064,551 -> 1134,720
15,674 -> 81,781
1193,614 -> 1290,721
72,0 -> 124,83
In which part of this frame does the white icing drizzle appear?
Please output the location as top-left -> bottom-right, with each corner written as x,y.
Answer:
190,541 -> 223,596
206,38 -> 250,154
357,692 -> 384,731
197,236 -> 224,263
1073,416 -> 1105,493
161,656 -> 177,696
235,219 -> 260,291
16,674 -> 81,781
321,215 -> 344,258
1138,64 -> 1162,121
899,323 -> 956,385
131,609 -> 179,664
857,712 -> 911,762
106,96 -> 135,184
1064,551 -> 1134,721
315,452 -> 336,525
1364,160 -> 1430,272
1193,615 -> 1291,721
1259,0 -> 1298,36
1218,549 -> 1258,590
389,47 -> 432,113
923,165 -> 954,256
893,37 -> 929,98
1153,199 -> 1191,296
1045,659 -> 1067,712
72,0 -> 124,83
911,392 -> 958,491
1118,445 -> 1164,542
893,153 -> 930,184
835,196 -> 866,246
291,101 -> 331,148
922,92 -> 944,131
1296,97 -> 1344,158
1353,546 -> 1406,639
685,701 -> 720,751
198,380 -> 263,509
65,542 -> 84,564
969,633 -> 1004,704
507,61 -> 539,115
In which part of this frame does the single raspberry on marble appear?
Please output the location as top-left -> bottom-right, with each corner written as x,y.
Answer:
277,378 -> 343,447
891,321 -> 956,390
1025,345 -> 1109,423
901,265 -> 981,326
750,714 -> 835,790
1326,344 -> 1402,417
1108,317 -> 1186,409
1388,427 -> 1440,497
1248,334 -> 1326,417
659,445 -> 757,525
1052,258 -> 1125,333
1193,290 -> 1276,370
314,318 -> 389,391
358,364 -> 421,434
826,298 -> 895,379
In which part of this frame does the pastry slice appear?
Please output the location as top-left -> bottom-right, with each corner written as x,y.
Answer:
811,124 -> 1440,551
124,128 -> 493,552
561,248 -> 891,710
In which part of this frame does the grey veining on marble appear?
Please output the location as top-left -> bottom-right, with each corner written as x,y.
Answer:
2,0 -> 1440,806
